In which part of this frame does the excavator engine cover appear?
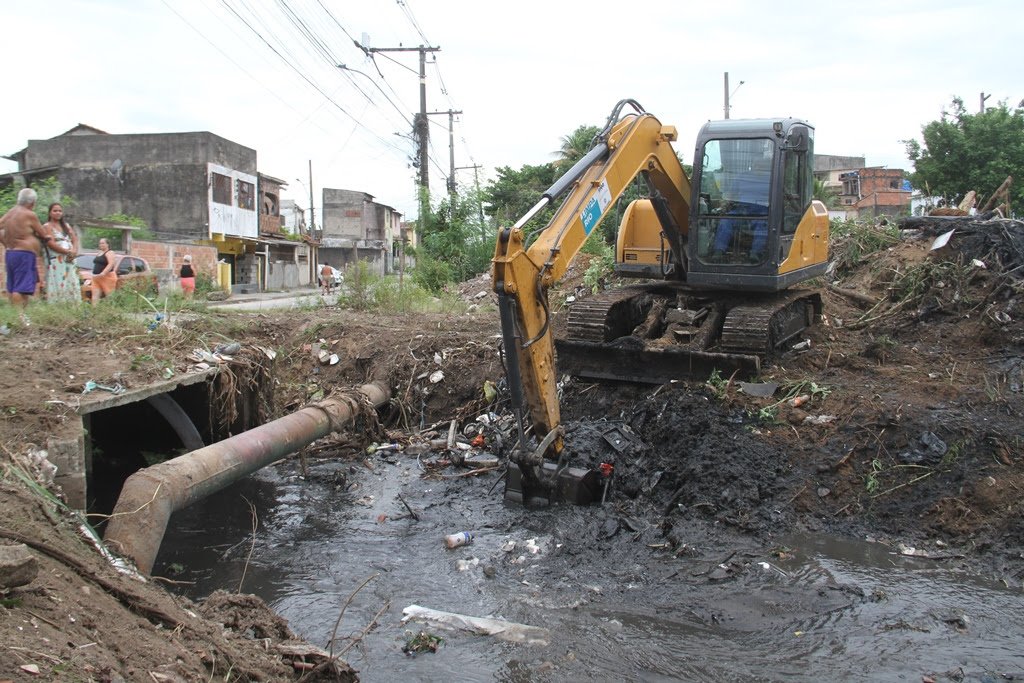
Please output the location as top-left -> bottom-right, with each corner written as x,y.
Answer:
505,462 -> 603,506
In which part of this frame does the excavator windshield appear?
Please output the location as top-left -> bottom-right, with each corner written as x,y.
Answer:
695,137 -> 774,266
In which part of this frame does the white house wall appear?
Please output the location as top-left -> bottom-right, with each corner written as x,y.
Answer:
207,162 -> 258,238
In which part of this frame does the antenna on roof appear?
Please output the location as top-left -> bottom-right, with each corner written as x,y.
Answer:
108,159 -> 124,185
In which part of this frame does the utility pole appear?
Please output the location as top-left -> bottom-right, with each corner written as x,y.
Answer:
723,72 -> 744,119
980,91 -> 991,113
724,72 -> 730,119
456,164 -> 485,239
428,109 -> 462,206
307,159 -> 315,237
365,45 -> 440,220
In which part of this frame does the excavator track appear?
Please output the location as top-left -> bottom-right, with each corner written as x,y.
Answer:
565,286 -> 654,342
720,289 -> 822,356
557,286 -> 821,383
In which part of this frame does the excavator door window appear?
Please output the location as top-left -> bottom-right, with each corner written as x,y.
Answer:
695,138 -> 773,265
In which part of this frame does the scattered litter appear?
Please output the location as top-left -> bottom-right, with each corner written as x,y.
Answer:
328,353 -> 340,365
757,561 -> 788,577
444,531 -> 474,549
82,380 -> 125,395
738,381 -> 779,398
929,229 -> 955,251
482,379 -> 497,402
429,370 -> 445,383
500,541 -> 516,553
802,414 -> 837,425
0,324 -> 10,336
524,538 -> 541,555
788,394 -> 810,408
402,605 -> 550,645
464,453 -> 499,468
455,557 -> 480,572
792,339 -> 811,351
403,630 -> 444,655
214,341 -> 241,356
971,258 -> 986,269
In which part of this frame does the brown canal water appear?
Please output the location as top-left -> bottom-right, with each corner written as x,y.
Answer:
156,456 -> 1024,682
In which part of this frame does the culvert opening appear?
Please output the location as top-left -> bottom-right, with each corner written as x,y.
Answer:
85,362 -> 273,522
87,383 -> 209,519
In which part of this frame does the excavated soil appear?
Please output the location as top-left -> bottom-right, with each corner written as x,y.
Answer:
1,217 -> 1023,679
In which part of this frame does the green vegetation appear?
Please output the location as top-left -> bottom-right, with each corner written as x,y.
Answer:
340,259 -> 465,314
0,176 -> 75,223
828,217 -> 901,275
80,213 -> 155,250
904,97 -> 1024,211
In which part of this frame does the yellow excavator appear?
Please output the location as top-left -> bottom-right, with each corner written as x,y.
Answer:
492,99 -> 829,504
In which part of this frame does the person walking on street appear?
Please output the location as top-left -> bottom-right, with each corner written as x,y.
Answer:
42,203 -> 80,303
0,188 -> 54,324
320,263 -> 335,295
179,254 -> 196,298
90,238 -> 118,306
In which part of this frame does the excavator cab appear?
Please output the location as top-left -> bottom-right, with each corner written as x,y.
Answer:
686,118 -> 827,291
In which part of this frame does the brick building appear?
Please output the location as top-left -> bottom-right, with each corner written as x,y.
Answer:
837,167 -> 912,218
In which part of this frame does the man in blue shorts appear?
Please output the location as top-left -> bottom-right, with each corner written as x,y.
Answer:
1,188 -> 53,324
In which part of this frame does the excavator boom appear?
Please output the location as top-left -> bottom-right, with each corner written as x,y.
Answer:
492,101 -> 690,503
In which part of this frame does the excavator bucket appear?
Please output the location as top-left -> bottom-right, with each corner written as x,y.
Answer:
554,339 -> 761,384
504,462 -> 604,506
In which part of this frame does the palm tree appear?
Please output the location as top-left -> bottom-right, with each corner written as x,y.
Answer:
553,125 -> 600,169
813,178 -> 840,209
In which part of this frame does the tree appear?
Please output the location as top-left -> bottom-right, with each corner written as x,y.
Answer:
553,125 -> 600,169
813,178 -> 840,209
904,97 -> 1024,212
0,177 -> 74,222
482,162 -> 558,228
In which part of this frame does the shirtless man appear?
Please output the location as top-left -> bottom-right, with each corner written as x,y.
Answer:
0,188 -> 53,322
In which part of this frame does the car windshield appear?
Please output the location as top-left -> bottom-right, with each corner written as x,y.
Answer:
74,254 -> 96,269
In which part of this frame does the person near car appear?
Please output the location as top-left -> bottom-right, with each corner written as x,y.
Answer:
90,237 -> 118,305
42,203 -> 80,303
179,254 -> 196,298
320,263 -> 334,295
0,188 -> 54,324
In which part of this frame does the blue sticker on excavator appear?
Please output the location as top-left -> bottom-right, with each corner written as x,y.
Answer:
581,179 -> 613,235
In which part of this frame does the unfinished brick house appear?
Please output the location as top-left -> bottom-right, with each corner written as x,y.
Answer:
837,167 -> 912,218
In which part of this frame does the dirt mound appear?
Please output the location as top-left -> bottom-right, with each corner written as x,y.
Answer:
0,458 -> 355,681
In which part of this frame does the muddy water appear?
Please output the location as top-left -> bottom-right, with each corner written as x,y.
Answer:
157,456 -> 1024,682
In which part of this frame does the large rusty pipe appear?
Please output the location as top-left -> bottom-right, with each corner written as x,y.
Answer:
104,382 -> 390,574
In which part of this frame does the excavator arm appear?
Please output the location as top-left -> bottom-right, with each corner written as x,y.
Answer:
492,100 -> 691,503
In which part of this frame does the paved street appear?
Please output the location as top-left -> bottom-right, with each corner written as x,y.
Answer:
207,288 -> 333,311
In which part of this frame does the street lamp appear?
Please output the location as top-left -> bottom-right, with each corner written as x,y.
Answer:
723,72 -> 745,119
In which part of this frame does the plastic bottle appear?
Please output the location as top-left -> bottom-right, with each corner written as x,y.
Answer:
789,394 -> 810,408
444,531 -> 474,549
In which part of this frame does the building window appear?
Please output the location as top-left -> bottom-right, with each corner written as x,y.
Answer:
212,172 -> 232,205
237,180 -> 255,210
889,179 -> 900,189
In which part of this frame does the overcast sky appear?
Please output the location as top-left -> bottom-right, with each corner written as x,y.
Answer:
3,0 -> 1019,221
